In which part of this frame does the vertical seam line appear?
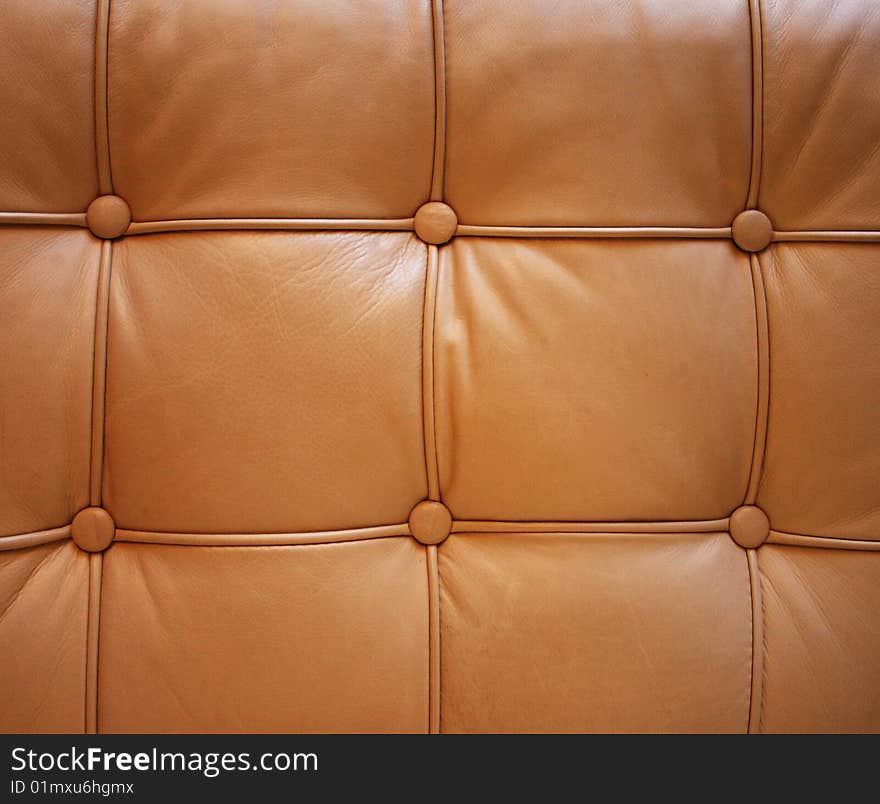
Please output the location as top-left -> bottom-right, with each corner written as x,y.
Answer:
95,0 -> 113,194
746,549 -> 765,733
423,1 -> 446,726
744,252 -> 769,504
427,544 -> 441,733
746,0 -> 764,209
422,246 -> 441,501
84,240 -> 113,736
429,0 -> 448,201
85,552 -> 103,734
89,241 -> 113,506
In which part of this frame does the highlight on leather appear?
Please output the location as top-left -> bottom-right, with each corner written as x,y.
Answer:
1,0 -> 878,735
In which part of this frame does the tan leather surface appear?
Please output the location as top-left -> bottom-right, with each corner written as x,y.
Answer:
440,532 -> 751,733
0,542 -> 89,733
759,546 -> 880,732
108,0 -> 435,221
103,232 -> 427,533
0,1 -> 98,212
444,0 -> 752,226
759,0 -> 880,230
2,1 -> 879,734
435,239 -> 756,521
759,244 -> 880,540
99,540 -> 428,733
0,229 -> 97,537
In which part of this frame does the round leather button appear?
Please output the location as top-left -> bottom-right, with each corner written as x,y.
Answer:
414,202 -> 458,245
731,209 -> 772,252
71,507 -> 115,552
729,505 -> 770,549
86,195 -> 131,239
408,500 -> 452,545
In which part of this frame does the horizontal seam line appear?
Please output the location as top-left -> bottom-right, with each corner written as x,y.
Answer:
769,529 -> 880,548
0,526 -> 71,551
3,214 -> 880,240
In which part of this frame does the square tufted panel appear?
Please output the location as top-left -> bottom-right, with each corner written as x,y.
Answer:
1,0 -> 878,734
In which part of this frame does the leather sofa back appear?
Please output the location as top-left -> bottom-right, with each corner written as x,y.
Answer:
1,0 -> 878,733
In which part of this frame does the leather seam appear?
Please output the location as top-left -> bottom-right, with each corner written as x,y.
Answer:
746,0 -> 764,209
95,0 -> 113,194
422,245 -> 441,501
431,246 -> 442,500
4,216 -> 880,243
427,544 -> 441,734
89,241 -> 113,506
757,554 -> 767,734
768,530 -> 880,551
744,252 -> 770,504
0,526 -> 71,552
746,549 -> 764,733
124,218 -> 415,235
114,524 -> 410,547
451,518 -> 730,533
429,0 -> 447,201
85,553 -> 103,734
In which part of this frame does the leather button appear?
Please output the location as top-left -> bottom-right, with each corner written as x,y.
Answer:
729,505 -> 770,549
86,195 -> 131,239
408,500 -> 452,545
414,202 -> 458,245
731,210 -> 772,252
71,507 -> 115,552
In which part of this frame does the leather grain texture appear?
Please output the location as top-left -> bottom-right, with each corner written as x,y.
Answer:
103,231 -> 427,533
1,0 -> 878,733
439,532 -> 752,733
98,541 -> 428,733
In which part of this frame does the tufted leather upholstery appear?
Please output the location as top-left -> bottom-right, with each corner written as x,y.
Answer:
1,0 -> 878,734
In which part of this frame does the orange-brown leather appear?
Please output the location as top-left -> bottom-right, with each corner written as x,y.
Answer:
1,0 -> 878,734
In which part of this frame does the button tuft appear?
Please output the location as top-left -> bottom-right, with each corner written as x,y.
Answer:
86,195 -> 131,239
414,202 -> 458,245
731,210 -> 772,252
729,505 -> 770,549
71,507 -> 115,552
408,500 -> 452,545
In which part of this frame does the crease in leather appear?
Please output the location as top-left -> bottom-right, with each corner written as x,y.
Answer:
0,543 -> 61,626
758,546 -> 880,732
